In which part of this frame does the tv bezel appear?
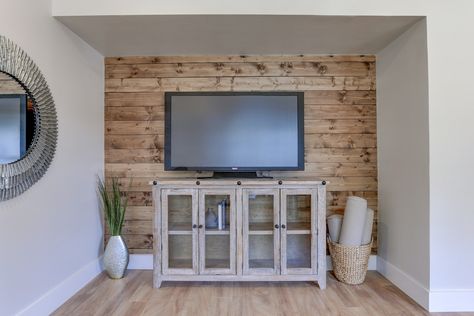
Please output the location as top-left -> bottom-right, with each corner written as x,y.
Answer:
164,91 -> 305,172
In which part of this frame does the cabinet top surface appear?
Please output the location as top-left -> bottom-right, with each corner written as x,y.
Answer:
150,177 -> 327,187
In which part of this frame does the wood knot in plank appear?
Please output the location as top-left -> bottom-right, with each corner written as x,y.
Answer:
312,62 -> 328,75
175,63 -> 184,74
256,63 -> 267,74
215,63 -> 225,71
131,66 -> 139,77
280,62 -> 293,74
153,136 -> 161,149
231,67 -> 243,74
338,91 -> 347,104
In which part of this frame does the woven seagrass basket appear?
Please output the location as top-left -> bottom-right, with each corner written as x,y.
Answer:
328,238 -> 372,285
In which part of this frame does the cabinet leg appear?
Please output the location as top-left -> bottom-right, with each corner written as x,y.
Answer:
154,278 -> 163,288
318,272 -> 327,289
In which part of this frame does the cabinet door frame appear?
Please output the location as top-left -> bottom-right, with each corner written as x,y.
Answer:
280,188 -> 317,275
161,188 -> 199,275
198,189 -> 237,275
242,188 -> 281,275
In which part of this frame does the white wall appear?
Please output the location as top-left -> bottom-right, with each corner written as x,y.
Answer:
376,19 -> 430,308
426,3 -> 474,312
0,0 -> 104,315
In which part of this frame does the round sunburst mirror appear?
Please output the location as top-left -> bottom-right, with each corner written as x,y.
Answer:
0,35 -> 58,200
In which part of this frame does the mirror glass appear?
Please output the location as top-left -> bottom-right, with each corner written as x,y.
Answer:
0,72 -> 36,164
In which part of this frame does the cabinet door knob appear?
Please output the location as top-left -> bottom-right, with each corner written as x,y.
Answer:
278,180 -> 283,185
198,224 -> 203,228
237,181 -> 241,185
281,224 -> 286,229
196,180 -> 200,185
192,224 -> 197,229
274,224 -> 279,229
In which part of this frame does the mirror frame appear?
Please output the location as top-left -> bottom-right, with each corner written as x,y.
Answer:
0,35 -> 58,200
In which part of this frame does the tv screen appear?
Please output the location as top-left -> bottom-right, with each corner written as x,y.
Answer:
165,92 -> 304,172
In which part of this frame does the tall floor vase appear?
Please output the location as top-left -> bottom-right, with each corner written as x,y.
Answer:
103,235 -> 129,279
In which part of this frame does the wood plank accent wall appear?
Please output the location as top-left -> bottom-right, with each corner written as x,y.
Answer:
0,72 -> 24,94
104,55 -> 377,254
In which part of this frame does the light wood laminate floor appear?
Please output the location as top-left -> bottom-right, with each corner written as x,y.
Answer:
53,271 -> 473,316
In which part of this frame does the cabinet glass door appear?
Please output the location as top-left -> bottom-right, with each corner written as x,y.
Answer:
162,189 -> 198,275
199,189 -> 236,275
243,189 -> 280,275
280,189 -> 316,275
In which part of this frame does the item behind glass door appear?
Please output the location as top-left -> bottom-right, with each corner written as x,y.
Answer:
217,200 -> 227,230
205,208 -> 218,228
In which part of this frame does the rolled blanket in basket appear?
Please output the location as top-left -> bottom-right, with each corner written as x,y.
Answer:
361,208 -> 374,245
327,214 -> 343,242
339,196 -> 367,246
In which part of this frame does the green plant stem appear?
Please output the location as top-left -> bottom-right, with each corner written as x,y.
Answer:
98,177 -> 128,236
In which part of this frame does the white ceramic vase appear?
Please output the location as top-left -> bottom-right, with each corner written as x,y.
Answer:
103,235 -> 129,279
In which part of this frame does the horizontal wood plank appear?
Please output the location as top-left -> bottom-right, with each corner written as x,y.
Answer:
106,162 -> 376,178
105,149 -> 164,163
305,134 -> 377,148
124,206 -> 154,221
105,92 -> 164,107
304,148 -> 377,163
105,121 -> 164,135
105,133 -> 376,150
104,119 -> 375,135
105,135 -> 164,149
104,90 -> 376,107
305,119 -> 376,134
105,106 -> 164,121
305,90 -> 376,105
105,55 -> 376,65
105,77 -> 375,93
105,147 -> 377,164
305,105 -> 376,119
105,61 -> 374,79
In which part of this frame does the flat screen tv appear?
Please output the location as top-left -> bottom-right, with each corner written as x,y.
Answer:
165,92 -> 304,175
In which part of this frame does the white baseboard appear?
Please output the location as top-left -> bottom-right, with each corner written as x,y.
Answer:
377,256 -> 429,310
17,257 -> 103,316
128,254 -> 377,271
129,254 -> 154,269
429,289 -> 474,312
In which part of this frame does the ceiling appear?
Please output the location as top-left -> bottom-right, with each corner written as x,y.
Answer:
56,15 -> 422,56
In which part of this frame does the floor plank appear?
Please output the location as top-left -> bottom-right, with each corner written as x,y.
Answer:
53,271 -> 473,316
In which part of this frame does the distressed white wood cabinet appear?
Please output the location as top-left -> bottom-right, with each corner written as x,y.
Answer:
152,178 -> 327,289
